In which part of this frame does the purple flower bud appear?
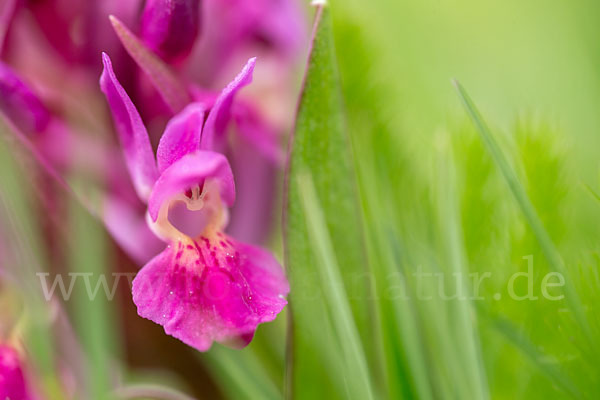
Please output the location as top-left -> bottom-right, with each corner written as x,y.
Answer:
140,0 -> 201,63
0,62 -> 50,134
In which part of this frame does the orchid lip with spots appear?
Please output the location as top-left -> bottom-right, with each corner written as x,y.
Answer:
100,53 -> 289,351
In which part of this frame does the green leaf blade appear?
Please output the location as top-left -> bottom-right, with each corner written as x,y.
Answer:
283,3 -> 373,399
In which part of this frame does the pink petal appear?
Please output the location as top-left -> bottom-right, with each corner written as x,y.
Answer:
189,87 -> 218,108
131,233 -> 289,351
148,151 -> 235,222
100,52 -> 158,201
156,103 -> 205,174
0,345 -> 33,400
200,58 -> 256,151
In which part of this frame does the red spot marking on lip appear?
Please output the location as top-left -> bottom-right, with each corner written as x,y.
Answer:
210,251 -> 221,268
201,237 -> 211,248
219,241 -> 227,248
194,240 -> 207,265
186,244 -> 194,250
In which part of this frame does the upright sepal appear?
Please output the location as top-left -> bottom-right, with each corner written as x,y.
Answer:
200,57 -> 256,150
100,52 -> 159,201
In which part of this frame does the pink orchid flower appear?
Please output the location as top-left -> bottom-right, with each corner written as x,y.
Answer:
0,345 -> 33,400
100,53 -> 289,351
109,14 -> 285,244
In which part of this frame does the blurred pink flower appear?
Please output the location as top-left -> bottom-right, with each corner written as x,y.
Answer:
0,345 -> 33,400
0,60 -> 111,175
26,0 -> 141,67
0,0 -> 17,52
189,0 -> 306,83
100,53 -> 289,351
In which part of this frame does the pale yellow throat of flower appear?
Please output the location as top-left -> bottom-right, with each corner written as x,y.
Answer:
147,180 -> 229,244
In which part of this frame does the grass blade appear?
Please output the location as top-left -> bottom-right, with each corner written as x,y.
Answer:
453,80 -> 593,347
435,145 -> 489,399
477,304 -> 580,399
284,2 -> 371,398
67,180 -> 119,399
296,172 -> 374,400
583,183 -> 600,204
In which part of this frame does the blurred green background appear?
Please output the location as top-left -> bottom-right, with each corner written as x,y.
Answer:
336,0 -> 600,165
322,0 -> 600,398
